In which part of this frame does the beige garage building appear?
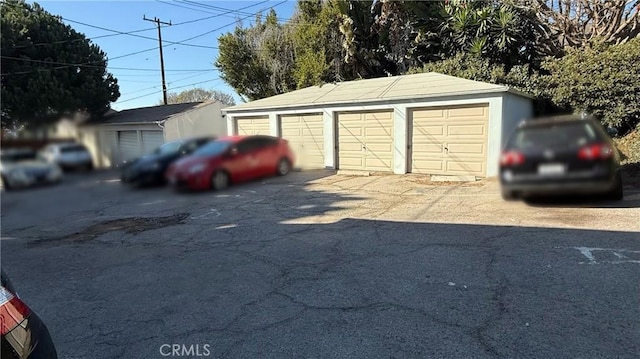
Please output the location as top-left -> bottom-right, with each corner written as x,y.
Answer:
223,72 -> 533,177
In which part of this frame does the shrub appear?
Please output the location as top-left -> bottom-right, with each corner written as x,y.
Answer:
542,38 -> 640,133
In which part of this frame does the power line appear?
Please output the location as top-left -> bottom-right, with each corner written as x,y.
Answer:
157,0 -> 286,22
4,0 -> 291,51
0,56 -> 218,74
18,0 -> 273,50
61,17 -> 218,50
165,0 -> 288,44
113,70 -> 205,78
168,0 -> 272,26
177,0 -> 289,22
1,0 -> 289,76
118,70 -> 213,97
117,77 -> 221,103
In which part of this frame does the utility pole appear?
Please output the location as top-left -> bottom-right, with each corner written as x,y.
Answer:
143,15 -> 172,105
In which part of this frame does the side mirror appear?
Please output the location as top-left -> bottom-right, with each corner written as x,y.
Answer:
606,127 -> 618,137
227,147 -> 238,157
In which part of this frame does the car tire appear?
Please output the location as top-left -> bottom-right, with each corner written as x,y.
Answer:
1,175 -> 12,191
501,188 -> 518,201
276,158 -> 291,176
606,172 -> 624,201
85,163 -> 94,171
210,170 -> 229,191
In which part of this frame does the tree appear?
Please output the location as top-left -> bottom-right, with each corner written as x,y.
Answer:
290,0 -> 340,87
0,0 -> 119,130
541,38 -> 640,132
162,88 -> 236,106
216,9 -> 296,101
527,0 -> 640,56
437,0 -> 542,69
408,54 -> 563,116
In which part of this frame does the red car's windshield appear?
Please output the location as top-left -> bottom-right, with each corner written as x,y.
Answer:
192,140 -> 232,157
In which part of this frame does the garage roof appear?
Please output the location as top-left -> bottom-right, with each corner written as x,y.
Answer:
224,72 -> 532,113
87,102 -> 211,125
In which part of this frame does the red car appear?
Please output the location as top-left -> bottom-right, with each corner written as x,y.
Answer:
166,135 -> 295,191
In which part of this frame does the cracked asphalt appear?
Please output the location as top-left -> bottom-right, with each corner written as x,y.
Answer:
1,170 -> 639,358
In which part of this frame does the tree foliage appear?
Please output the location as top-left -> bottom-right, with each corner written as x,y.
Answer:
215,10 -> 295,101
215,0 -> 640,132
0,0 -> 119,129
217,0 -> 543,99
437,0 -> 542,69
163,88 -> 236,106
541,38 -> 640,131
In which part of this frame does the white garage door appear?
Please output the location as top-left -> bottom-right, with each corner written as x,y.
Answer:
141,130 -> 164,154
410,104 -> 489,176
235,116 -> 270,135
117,131 -> 141,161
280,114 -> 324,169
338,111 -> 394,172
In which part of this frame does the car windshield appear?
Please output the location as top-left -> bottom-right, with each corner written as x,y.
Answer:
60,145 -> 88,153
192,140 -> 231,156
1,151 -> 37,162
156,141 -> 183,155
510,122 -> 598,150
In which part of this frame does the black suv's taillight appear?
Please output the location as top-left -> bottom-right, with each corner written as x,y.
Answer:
500,150 -> 525,166
578,144 -> 614,160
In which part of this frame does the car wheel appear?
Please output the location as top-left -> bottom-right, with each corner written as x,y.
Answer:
606,172 -> 624,201
1,175 -> 11,191
211,170 -> 229,191
85,163 -> 94,171
276,158 -> 291,176
501,188 -> 518,201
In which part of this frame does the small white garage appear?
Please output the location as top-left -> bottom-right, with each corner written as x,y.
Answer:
223,72 -> 534,177
71,101 -> 228,167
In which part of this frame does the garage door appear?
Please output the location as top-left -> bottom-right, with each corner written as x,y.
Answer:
141,130 -> 164,154
338,111 -> 393,172
117,131 -> 141,161
280,114 -> 324,169
410,104 -> 488,176
235,116 -> 270,135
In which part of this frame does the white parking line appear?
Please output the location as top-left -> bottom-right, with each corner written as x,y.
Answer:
572,247 -> 640,265
139,200 -> 166,206
190,209 -> 221,220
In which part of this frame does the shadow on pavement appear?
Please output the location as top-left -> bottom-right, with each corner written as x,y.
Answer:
2,169 -> 639,359
523,190 -> 640,208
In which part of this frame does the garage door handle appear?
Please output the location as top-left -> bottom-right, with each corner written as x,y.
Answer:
444,147 -> 448,152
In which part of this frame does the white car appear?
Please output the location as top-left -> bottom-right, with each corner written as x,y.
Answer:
40,143 -> 93,171
0,149 -> 63,190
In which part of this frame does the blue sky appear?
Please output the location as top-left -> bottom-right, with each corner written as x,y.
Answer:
37,1 -> 297,111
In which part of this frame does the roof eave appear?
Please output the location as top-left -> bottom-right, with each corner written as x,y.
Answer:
223,87 -> 531,113
81,120 -> 167,127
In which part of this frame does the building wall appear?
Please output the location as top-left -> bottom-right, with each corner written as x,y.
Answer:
501,93 -> 534,146
75,124 -> 159,168
225,93 -> 532,177
164,102 -> 227,141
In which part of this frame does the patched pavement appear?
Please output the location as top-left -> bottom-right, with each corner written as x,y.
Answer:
1,170 -> 639,358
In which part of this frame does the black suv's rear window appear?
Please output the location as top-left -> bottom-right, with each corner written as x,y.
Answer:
509,122 -> 599,150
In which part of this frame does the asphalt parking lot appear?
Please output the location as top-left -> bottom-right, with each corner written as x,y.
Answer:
1,170 -> 639,358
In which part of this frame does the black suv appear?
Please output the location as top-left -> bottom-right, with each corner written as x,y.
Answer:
120,136 -> 213,187
499,115 -> 623,201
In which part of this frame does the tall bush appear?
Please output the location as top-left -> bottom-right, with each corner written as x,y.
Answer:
542,38 -> 640,132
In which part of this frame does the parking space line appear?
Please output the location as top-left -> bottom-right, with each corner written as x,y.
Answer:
190,209 -> 221,220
